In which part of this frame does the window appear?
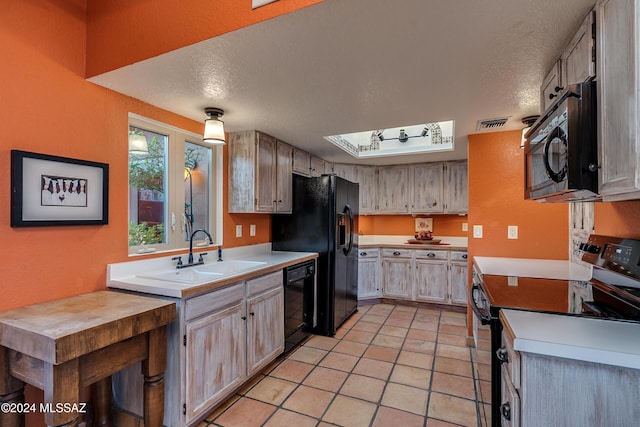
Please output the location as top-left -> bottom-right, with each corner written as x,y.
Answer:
128,114 -> 222,255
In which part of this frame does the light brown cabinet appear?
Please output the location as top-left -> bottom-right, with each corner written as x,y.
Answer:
228,131 -> 292,213
444,161 -> 468,214
411,163 -> 444,213
562,11 -> 596,87
449,251 -> 469,306
597,0 -> 640,201
310,155 -> 327,177
358,248 -> 380,299
414,251 -> 449,303
540,60 -> 563,113
381,249 -> 413,299
378,166 -> 410,213
292,148 -> 311,176
357,165 -> 378,214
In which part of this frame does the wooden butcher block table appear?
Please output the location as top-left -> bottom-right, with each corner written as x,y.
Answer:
0,290 -> 176,427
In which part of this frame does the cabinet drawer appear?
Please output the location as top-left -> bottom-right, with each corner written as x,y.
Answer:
450,251 -> 468,262
414,249 -> 448,260
184,282 -> 244,321
500,365 -> 521,427
499,328 -> 521,389
381,248 -> 412,258
247,270 -> 283,297
358,248 -> 380,259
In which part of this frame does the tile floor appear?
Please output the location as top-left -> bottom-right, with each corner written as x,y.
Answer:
200,303 -> 492,427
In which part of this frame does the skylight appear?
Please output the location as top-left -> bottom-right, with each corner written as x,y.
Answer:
324,120 -> 455,159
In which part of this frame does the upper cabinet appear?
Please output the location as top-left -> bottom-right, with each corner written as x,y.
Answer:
357,165 -> 378,214
597,0 -> 640,201
378,166 -> 410,213
444,161 -> 469,214
292,148 -> 311,176
541,60 -> 563,113
411,163 -> 444,214
228,131 -> 292,213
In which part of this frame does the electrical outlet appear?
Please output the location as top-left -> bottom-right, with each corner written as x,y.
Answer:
508,225 -> 518,239
462,222 -> 468,232
473,225 -> 483,238
508,276 -> 518,286
250,224 -> 256,236
236,225 -> 242,238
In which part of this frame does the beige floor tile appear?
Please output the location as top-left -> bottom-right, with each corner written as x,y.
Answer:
288,346 -> 328,364
381,382 -> 429,416
269,359 -> 314,382
378,324 -> 409,338
343,329 -> 375,344
414,312 -> 441,323
434,356 -> 473,377
396,350 -> 434,369
431,371 -> 476,400
389,364 -> 432,389
426,418 -> 461,427
440,310 -> 466,319
476,338 -> 492,352
475,362 -> 491,382
410,320 -> 439,332
407,328 -> 437,342
363,345 -> 400,362
352,320 -> 382,333
333,339 -> 368,357
477,379 -> 491,403
322,395 -> 377,427
392,305 -> 417,313
437,332 -> 469,347
372,406 -> 425,427
436,343 -> 471,361
403,338 -> 436,354
304,335 -> 339,351
352,357 -> 394,380
237,374 -> 265,395
213,397 -> 276,427
439,315 -> 467,327
472,348 -> 492,365
384,316 -> 413,328
388,311 -> 415,321
318,351 -> 360,372
245,376 -> 297,405
417,307 -> 441,316
339,373 -> 386,402
263,408 -> 318,427
438,323 -> 468,336
303,366 -> 349,392
371,333 -> 405,349
282,385 -> 335,419
361,313 -> 388,324
202,394 -> 240,422
368,304 -> 395,314
334,327 -> 348,339
340,315 -> 359,330
428,392 -> 478,426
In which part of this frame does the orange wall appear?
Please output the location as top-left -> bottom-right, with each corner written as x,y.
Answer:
85,0 -> 324,77
359,214 -> 468,237
595,200 -> 640,238
467,130 -> 569,260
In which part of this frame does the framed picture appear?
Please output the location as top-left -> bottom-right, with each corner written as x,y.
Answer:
11,150 -> 109,227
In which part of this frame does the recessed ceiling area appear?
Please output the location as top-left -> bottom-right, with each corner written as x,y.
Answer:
89,0 -> 597,165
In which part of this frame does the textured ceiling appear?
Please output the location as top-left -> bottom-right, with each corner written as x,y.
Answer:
90,0 -> 596,165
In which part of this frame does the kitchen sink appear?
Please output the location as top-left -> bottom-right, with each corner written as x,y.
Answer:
137,260 -> 268,284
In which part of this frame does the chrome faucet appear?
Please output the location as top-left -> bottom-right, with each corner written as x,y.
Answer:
175,228 -> 213,269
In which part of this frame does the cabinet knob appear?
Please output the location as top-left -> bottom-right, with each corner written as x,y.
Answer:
360,252 -> 367,256
427,253 -> 436,257
250,312 -> 255,316
462,254 -> 468,259
554,85 -> 564,93
500,402 -> 511,421
241,316 -> 247,320
496,347 -> 509,363
393,251 -> 401,256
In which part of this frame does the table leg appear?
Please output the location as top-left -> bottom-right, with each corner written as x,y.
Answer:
0,346 -> 25,427
44,359 -> 80,427
142,326 -> 167,427
92,377 -> 112,427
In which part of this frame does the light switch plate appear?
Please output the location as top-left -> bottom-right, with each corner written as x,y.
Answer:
250,224 -> 256,236
473,225 -> 483,238
236,225 -> 242,238
508,276 -> 518,286
462,222 -> 468,232
508,225 -> 518,239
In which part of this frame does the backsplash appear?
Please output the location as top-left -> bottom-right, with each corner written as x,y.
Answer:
359,214 -> 468,237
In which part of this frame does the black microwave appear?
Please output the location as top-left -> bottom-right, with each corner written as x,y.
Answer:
524,81 -> 600,202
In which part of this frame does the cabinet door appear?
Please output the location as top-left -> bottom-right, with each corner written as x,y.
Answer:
382,257 -> 412,299
292,148 -> 311,176
246,287 -> 284,376
276,141 -> 293,213
358,251 -> 380,299
562,10 -> 595,86
449,261 -> 468,306
541,60 -> 563,112
598,0 -> 640,200
411,163 -> 444,213
378,166 -> 409,213
255,132 -> 277,212
445,161 -> 468,214
332,163 -> 358,183
414,260 -> 448,303
357,165 -> 378,214
310,156 -> 326,177
185,302 -> 246,422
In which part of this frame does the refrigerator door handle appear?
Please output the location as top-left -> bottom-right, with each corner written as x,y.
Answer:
343,204 -> 354,256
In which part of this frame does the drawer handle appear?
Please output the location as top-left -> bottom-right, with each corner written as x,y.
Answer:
462,254 -> 468,259
501,402 -> 511,421
360,252 -> 367,256
496,347 -> 509,363
427,253 -> 436,258
393,251 -> 401,256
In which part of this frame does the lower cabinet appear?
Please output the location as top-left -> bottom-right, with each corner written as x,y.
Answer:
358,248 -> 381,299
414,251 -> 449,303
449,251 -> 469,305
381,249 -> 413,299
113,271 -> 284,427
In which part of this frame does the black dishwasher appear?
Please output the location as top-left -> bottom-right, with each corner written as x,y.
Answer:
283,260 -> 316,353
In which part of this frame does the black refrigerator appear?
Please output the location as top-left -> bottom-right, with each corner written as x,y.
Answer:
272,174 -> 359,336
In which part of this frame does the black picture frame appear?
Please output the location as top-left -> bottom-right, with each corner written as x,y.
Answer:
11,150 -> 109,227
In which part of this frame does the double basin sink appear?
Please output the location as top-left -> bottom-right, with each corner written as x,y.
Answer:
137,260 -> 267,285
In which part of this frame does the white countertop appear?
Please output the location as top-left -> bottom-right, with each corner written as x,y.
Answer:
474,256 -> 591,281
108,243 -> 317,299
359,235 -> 468,250
502,309 -> 640,369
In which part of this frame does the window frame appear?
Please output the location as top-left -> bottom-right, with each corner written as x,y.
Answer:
128,113 -> 223,256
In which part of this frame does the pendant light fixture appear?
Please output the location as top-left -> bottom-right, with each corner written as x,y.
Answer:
128,131 -> 149,155
203,107 -> 226,145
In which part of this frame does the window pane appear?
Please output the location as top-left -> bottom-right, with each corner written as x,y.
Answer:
184,141 -> 211,241
128,126 -> 168,247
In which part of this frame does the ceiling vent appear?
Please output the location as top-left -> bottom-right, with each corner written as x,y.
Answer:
476,117 -> 509,131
